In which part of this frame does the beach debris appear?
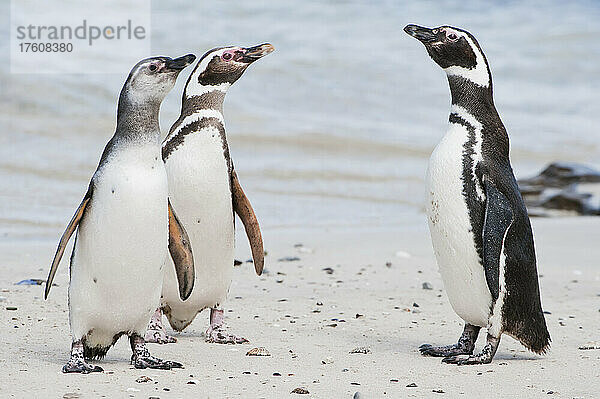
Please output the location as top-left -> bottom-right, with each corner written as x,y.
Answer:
349,347 -> 371,354
422,282 -> 434,290
135,376 -> 152,383
395,250 -> 411,258
519,162 -> 600,216
246,347 -> 271,356
278,256 -> 300,262
15,279 -> 47,286
291,387 -> 309,394
321,357 -> 334,364
413,302 -> 420,307
234,259 -> 243,266
322,267 -> 334,274
406,383 -> 418,388
6,307 -> 17,311
355,313 -> 364,319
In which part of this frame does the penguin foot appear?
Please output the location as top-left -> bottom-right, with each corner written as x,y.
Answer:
419,343 -> 473,357
132,353 -> 183,370
145,308 -> 177,344
130,333 -> 183,370
442,333 -> 500,365
62,359 -> 103,374
442,353 -> 491,365
206,326 -> 249,344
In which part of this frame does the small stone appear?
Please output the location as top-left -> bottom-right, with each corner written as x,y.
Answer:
246,347 -> 270,356
278,256 -> 300,262
547,391 -> 554,395
342,368 -> 349,372
406,383 -> 418,388
322,267 -> 334,274
433,389 -> 445,393
135,376 -> 152,383
355,313 -> 364,318
6,306 -> 17,311
187,379 -> 200,384
390,379 -> 399,382
63,394 -> 80,399
351,382 -> 361,386
291,387 -> 309,394
413,302 -> 420,307
349,347 -> 371,354
322,357 -> 334,364
385,262 -> 392,268
422,282 -> 434,290
353,392 -> 362,398
273,372 -> 281,376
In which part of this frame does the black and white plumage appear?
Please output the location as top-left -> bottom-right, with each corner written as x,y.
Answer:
45,54 -> 196,373
144,44 -> 273,345
404,24 -> 550,364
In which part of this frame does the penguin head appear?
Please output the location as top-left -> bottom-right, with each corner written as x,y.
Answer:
123,54 -> 196,104
404,24 -> 490,87
184,43 -> 274,97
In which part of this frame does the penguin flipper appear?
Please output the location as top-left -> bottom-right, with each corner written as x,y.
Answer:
168,200 -> 195,301
231,170 -> 264,275
482,179 -> 514,301
45,185 -> 93,299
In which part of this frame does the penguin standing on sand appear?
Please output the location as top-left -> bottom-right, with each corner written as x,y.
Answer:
404,25 -> 550,364
144,44 -> 273,345
45,54 -> 196,373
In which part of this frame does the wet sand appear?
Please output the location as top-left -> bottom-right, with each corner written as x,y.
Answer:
0,217 -> 598,398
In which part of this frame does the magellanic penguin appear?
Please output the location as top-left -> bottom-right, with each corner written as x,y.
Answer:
45,54 -> 196,373
144,44 -> 274,344
404,25 -> 550,364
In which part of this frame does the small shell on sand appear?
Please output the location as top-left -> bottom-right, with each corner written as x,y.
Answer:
246,347 -> 271,356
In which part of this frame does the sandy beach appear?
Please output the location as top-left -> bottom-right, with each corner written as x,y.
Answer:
1,217 -> 598,398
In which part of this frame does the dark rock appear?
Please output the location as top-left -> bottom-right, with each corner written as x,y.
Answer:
291,387 -> 309,394
519,162 -> 600,216
406,383 -> 418,388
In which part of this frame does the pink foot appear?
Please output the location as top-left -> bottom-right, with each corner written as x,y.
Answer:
205,308 -> 249,344
145,308 -> 177,344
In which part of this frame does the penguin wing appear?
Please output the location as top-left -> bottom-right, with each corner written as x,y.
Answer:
231,170 -> 264,275
45,185 -> 93,299
168,200 -> 195,301
482,178 -> 514,301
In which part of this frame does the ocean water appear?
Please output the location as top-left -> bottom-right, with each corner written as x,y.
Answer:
1,0 -> 599,241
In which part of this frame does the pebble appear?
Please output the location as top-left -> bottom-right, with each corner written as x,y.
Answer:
433,389 -> 445,394
413,302 -> 420,307
406,383 -> 418,388
422,282 -> 434,290
353,392 -> 362,399
278,256 -> 300,262
322,267 -> 334,274
187,379 -> 200,384
6,306 -> 17,311
385,262 -> 392,268
322,357 -> 334,364
135,376 -> 152,383
349,347 -> 371,354
291,387 -> 309,394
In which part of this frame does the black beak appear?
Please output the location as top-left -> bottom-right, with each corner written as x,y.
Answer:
404,24 -> 438,43
239,43 -> 275,63
164,54 -> 196,71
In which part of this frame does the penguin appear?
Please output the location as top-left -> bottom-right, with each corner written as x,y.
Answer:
404,25 -> 550,364
45,54 -> 197,373
144,44 -> 274,345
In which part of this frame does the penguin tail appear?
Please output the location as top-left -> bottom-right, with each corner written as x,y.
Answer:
504,309 -> 551,355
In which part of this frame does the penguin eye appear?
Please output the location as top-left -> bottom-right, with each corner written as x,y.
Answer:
222,52 -> 233,61
447,32 -> 459,42
148,64 -> 158,72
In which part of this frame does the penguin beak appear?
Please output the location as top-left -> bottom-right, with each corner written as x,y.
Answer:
238,43 -> 275,63
164,54 -> 196,71
404,25 -> 438,43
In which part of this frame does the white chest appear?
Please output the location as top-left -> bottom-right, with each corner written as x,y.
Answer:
425,122 -> 492,327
